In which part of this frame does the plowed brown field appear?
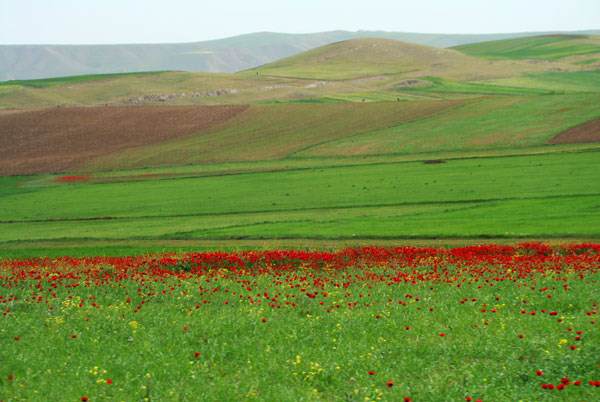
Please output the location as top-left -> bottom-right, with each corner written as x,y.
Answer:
549,117 -> 600,145
0,105 -> 248,175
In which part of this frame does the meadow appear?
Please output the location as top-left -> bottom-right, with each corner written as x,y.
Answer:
1,244 -> 598,401
1,33 -> 599,402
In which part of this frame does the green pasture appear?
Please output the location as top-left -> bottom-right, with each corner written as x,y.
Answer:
397,76 -> 553,96
300,94 -> 600,156
1,151 -> 598,253
478,71 -> 600,93
0,71 -> 172,89
452,35 -> 600,60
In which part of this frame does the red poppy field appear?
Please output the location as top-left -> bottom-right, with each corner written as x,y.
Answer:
1,243 -> 598,401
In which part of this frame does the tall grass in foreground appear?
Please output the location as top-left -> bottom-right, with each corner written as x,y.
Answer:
1,244 -> 598,401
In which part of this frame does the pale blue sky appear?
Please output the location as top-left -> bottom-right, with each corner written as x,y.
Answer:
0,0 -> 598,45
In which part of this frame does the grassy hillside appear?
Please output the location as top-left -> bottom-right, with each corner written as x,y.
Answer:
243,38 -> 473,79
0,71 -> 172,88
298,93 -> 600,156
452,34 -> 600,62
242,38 -> 555,81
472,70 -> 600,93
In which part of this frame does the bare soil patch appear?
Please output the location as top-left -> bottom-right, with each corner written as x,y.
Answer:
548,117 -> 600,145
0,105 -> 248,175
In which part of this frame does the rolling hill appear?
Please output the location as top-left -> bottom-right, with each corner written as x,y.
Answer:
242,38 -> 579,80
2,29 -> 600,81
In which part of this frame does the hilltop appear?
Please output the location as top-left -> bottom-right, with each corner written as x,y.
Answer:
242,37 -> 588,82
244,38 -> 480,80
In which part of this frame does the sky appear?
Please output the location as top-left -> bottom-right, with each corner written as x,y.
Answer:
0,0 -> 598,45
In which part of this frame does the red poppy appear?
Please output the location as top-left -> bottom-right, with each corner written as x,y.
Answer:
536,370 -> 543,376
386,381 -> 393,387
261,318 -> 267,322
7,375 -> 13,381
194,352 -> 200,358
368,371 -> 375,375
106,379 -> 112,385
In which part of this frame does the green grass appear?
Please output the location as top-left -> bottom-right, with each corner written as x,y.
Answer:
1,152 -> 598,245
299,94 -> 600,156
1,249 -> 598,400
397,76 -> 552,95
478,71 -> 600,93
262,97 -> 351,104
572,58 -> 599,65
0,71 -> 172,88
452,35 -> 600,60
398,76 -> 553,96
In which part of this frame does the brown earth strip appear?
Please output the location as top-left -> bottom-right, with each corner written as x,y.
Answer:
548,117 -> 600,144
0,105 -> 248,175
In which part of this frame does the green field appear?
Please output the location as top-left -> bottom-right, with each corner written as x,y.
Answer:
452,35 -> 600,61
476,71 -> 600,93
0,71 -> 173,89
1,151 -> 599,257
1,32 -> 600,402
299,94 -> 600,156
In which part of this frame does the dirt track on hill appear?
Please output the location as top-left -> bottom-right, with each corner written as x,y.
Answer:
548,117 -> 600,145
0,105 -> 248,175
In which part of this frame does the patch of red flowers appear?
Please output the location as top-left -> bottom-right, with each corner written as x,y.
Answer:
55,175 -> 91,183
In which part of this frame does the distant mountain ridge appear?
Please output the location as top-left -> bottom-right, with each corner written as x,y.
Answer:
2,29 -> 599,81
